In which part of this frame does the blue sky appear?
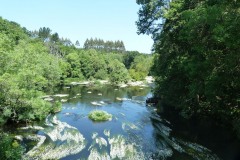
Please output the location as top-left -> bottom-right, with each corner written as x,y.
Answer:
0,0 -> 153,53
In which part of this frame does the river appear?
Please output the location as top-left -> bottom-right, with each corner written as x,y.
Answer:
5,84 -> 240,159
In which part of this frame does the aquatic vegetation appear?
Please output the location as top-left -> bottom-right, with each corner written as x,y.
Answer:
89,130 -> 145,160
122,122 -> 139,131
26,135 -> 46,150
108,135 -> 145,159
88,148 -> 110,160
24,116 -> 86,159
119,112 -> 125,117
88,110 -> 112,121
104,129 -> 110,137
92,132 -> 98,139
96,137 -> 108,149
4,86 -> 222,159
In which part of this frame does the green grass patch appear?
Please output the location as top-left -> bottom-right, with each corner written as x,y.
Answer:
88,110 -> 112,121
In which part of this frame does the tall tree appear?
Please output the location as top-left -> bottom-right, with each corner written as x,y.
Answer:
84,38 -> 89,49
137,0 -> 240,137
38,27 -> 51,41
50,32 -> 59,43
75,40 -> 80,47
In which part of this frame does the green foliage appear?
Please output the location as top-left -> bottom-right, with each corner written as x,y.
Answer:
123,51 -> 140,69
50,32 -> 59,43
0,73 -> 53,123
62,49 -> 131,83
83,38 -> 126,53
0,133 -> 23,160
0,16 -> 151,125
94,69 -> 108,80
52,101 -> 62,113
129,55 -> 153,81
0,20 -> 64,124
109,59 -> 130,84
137,0 -> 240,137
0,17 -> 27,45
65,52 -> 83,78
38,27 -> 51,41
75,40 -> 80,47
88,110 -> 112,121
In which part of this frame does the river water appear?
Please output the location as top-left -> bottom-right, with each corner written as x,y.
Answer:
7,84 -> 240,159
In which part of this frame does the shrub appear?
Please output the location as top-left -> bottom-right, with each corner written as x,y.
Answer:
0,133 -> 24,160
52,101 -> 62,113
88,110 -> 112,121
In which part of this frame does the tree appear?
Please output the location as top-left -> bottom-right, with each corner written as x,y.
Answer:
129,55 -> 153,81
60,38 -> 73,46
137,0 -> 240,137
0,17 -> 27,45
0,38 -> 63,124
75,40 -> 80,47
84,38 -> 89,49
83,38 -> 126,53
108,59 -> 130,84
38,27 -> 51,41
50,32 -> 59,43
123,51 -> 140,69
65,52 -> 83,78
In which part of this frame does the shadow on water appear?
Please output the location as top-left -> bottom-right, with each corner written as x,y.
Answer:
157,103 -> 240,160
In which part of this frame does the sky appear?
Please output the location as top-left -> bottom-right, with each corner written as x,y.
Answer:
0,0 -> 153,53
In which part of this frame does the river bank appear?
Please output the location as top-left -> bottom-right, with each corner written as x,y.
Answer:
156,103 -> 240,160
64,76 -> 154,88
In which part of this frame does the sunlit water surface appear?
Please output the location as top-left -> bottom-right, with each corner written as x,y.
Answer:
8,85 -> 225,159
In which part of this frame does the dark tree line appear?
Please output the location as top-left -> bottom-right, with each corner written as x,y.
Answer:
83,38 -> 126,53
137,0 -> 240,138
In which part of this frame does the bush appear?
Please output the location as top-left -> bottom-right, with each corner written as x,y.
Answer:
0,133 -> 24,160
94,69 -> 108,80
52,101 -> 62,113
88,110 -> 112,121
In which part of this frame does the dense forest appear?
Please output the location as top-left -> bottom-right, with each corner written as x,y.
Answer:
137,0 -> 240,138
0,16 -> 153,158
